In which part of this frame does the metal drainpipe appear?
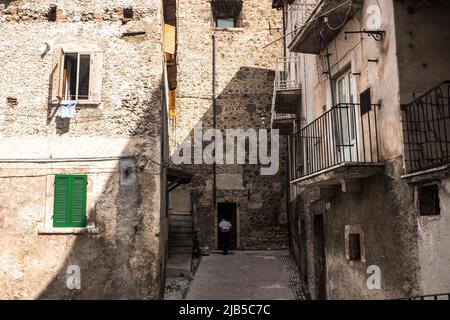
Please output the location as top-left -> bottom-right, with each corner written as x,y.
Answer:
286,137 -> 292,253
212,35 -> 217,213
282,5 -> 287,59
325,44 -> 335,107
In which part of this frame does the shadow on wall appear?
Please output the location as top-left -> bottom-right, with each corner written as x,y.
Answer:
0,0 -> 12,8
36,81 -> 166,299
171,66 -> 289,250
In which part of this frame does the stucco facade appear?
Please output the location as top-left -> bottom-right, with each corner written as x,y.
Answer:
0,0 -> 168,299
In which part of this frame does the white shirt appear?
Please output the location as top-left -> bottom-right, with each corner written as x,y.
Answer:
219,220 -> 232,232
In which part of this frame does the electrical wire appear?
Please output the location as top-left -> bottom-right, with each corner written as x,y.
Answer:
262,0 -> 352,49
324,0 -> 353,31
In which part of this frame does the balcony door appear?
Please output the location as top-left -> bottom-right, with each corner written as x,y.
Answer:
334,71 -> 357,162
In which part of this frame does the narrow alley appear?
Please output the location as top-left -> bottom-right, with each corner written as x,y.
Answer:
165,251 -> 307,300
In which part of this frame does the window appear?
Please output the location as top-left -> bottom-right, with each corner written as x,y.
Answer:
216,17 -> 236,28
61,53 -> 91,100
48,5 -> 57,22
334,71 -> 356,146
53,174 -> 88,228
211,0 -> 242,29
51,48 -> 103,104
360,88 -> 372,115
418,184 -> 440,216
345,225 -> 365,263
348,234 -> 361,261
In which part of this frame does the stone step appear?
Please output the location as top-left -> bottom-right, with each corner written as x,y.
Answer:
169,233 -> 193,240
169,214 -> 193,222
169,221 -> 192,228
169,226 -> 193,233
166,254 -> 192,278
169,239 -> 193,246
169,247 -> 193,254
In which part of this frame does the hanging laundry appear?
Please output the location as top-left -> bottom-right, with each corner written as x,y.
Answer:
59,100 -> 77,119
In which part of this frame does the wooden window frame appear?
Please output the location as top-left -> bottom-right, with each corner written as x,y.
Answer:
52,46 -> 103,105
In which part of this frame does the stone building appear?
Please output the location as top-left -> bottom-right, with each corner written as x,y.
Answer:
167,0 -> 289,253
0,0 -> 170,299
272,0 -> 450,299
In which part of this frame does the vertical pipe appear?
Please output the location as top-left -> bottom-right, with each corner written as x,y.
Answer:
212,35 -> 217,213
346,104 -> 352,162
367,108 -> 373,163
282,5 -> 287,62
354,104 -> 360,162
325,45 -> 335,107
374,104 -> 379,162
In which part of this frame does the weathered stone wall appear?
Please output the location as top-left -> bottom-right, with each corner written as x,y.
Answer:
0,0 -> 166,299
172,0 -> 288,250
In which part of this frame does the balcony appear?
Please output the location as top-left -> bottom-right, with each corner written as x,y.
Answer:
291,103 -> 383,189
271,110 -> 296,135
401,81 -> 450,181
273,57 -> 302,114
288,0 -> 363,54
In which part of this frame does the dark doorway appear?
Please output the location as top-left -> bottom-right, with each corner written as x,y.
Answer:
312,203 -> 327,300
217,203 -> 237,250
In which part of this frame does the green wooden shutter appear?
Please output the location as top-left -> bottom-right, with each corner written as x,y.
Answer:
53,174 -> 87,228
53,175 -> 70,227
70,175 -> 87,227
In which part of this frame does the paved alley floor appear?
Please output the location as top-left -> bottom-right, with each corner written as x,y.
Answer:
184,250 -> 305,300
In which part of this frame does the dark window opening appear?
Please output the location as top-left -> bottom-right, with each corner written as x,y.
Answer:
360,88 -> 372,115
62,53 -> 90,101
48,5 -> 57,22
349,233 -> 361,261
418,184 -> 440,216
123,7 -> 133,19
211,0 -> 243,28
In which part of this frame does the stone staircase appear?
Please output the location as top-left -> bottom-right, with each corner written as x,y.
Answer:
168,213 -> 193,255
166,213 -> 193,277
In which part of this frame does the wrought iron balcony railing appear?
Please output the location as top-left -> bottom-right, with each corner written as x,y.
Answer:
274,57 -> 301,91
401,81 -> 450,174
292,103 -> 380,180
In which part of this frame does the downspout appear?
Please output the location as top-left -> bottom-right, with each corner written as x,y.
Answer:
160,57 -> 170,299
325,44 -> 335,107
282,5 -> 287,59
212,35 -> 217,215
286,137 -> 292,253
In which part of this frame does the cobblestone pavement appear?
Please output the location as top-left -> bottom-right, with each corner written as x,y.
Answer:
164,277 -> 192,300
278,254 -> 310,300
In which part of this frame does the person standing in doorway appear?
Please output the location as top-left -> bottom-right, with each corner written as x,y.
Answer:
219,218 -> 232,255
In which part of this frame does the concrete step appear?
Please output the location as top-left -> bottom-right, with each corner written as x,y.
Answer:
166,253 -> 192,278
169,240 -> 193,247
169,226 -> 193,233
169,243 -> 193,249
169,248 -> 193,255
169,214 -> 193,222
169,221 -> 193,228
169,233 -> 193,240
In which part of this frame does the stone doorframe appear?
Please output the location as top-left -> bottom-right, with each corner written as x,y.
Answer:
215,194 -> 246,250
